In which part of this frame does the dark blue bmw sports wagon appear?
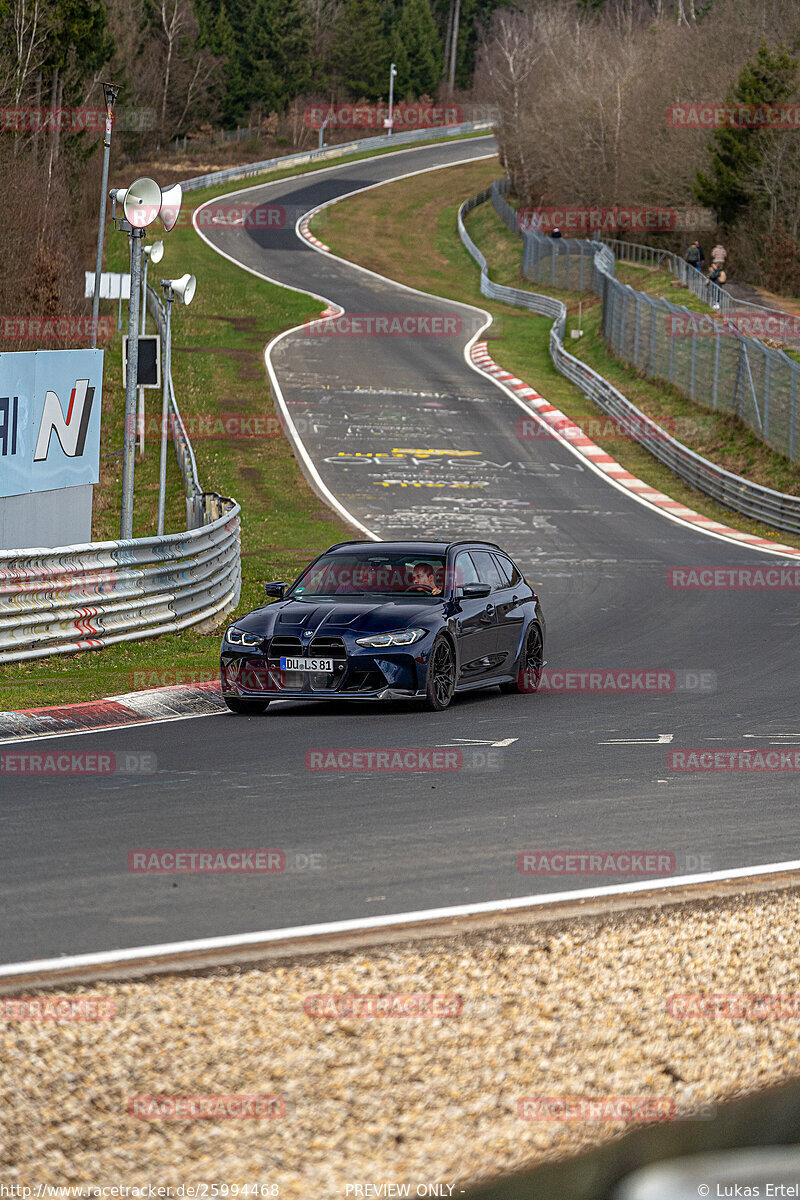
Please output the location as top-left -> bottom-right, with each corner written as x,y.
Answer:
220,540 -> 545,712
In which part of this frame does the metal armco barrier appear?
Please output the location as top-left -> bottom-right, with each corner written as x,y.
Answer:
179,120 -> 495,193
459,184 -> 800,534
0,509 -> 241,663
0,295 -> 241,665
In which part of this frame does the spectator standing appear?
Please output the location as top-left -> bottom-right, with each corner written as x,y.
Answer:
685,241 -> 705,271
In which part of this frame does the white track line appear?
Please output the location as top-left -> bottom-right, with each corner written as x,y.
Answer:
3,858 -> 800,979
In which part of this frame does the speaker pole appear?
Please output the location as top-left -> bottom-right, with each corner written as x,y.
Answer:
90,82 -> 120,349
157,286 -> 173,536
121,227 -> 143,539
138,250 -> 149,458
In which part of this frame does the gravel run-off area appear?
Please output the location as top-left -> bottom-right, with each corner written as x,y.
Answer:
3,889 -> 800,1194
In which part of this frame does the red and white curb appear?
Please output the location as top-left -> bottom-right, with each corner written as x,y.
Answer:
0,681 -> 225,744
471,341 -> 800,560
298,206 -> 331,252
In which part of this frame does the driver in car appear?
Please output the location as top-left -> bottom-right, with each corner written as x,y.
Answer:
410,562 -> 442,594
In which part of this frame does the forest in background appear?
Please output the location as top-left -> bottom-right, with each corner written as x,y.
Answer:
1,0 -> 799,325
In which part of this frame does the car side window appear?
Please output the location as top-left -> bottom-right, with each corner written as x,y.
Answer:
493,554 -> 521,587
454,552 -> 480,590
469,551 -> 503,590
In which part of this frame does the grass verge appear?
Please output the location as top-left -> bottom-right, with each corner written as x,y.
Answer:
311,162 -> 800,546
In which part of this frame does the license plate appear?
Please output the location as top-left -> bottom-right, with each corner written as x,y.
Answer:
280,656 -> 334,672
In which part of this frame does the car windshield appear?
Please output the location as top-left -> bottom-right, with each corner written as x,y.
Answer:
289,552 -> 447,597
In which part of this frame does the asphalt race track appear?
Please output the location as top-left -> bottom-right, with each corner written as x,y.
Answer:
2,136 -> 799,964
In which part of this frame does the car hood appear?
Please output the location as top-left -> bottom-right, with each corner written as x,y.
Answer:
233,598 -> 442,638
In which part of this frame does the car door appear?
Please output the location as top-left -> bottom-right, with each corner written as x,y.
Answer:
452,551 -> 498,679
491,552 -> 527,670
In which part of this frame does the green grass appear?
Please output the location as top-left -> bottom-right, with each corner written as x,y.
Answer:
310,161 -> 800,551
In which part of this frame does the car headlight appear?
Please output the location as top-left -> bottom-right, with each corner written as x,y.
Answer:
225,625 -> 262,648
355,628 -> 427,649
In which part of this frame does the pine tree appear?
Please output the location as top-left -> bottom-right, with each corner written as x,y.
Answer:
244,0 -> 313,113
694,40 -> 798,226
391,0 -> 442,98
329,0 -> 390,99
212,3 -> 247,123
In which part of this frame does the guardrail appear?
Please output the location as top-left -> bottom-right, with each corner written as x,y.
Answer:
0,504 -> 241,664
0,295 -> 241,665
179,120 -> 495,192
459,185 -> 800,534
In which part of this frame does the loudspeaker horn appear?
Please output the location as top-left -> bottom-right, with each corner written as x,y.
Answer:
171,273 -> 196,305
159,183 -> 183,232
123,177 -> 162,228
145,240 -> 164,264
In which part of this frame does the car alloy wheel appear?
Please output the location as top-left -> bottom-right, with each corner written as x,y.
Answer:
500,623 -> 544,694
423,634 -> 456,711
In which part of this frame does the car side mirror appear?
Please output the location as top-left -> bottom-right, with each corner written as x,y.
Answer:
264,581 -> 286,599
459,582 -> 492,599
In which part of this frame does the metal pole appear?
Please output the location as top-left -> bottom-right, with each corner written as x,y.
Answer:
138,253 -> 149,456
388,64 -> 396,136
120,228 -> 143,540
157,295 -> 172,535
448,0 -> 460,94
91,83 -> 120,349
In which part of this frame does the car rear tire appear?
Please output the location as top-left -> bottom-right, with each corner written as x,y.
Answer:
224,697 -> 270,714
500,623 -> 544,694
422,635 -> 456,711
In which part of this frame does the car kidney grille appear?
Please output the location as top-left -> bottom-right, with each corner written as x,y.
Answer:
268,636 -> 303,656
309,636 -> 347,660
266,634 -> 346,691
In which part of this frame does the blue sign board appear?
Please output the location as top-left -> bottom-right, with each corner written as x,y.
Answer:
0,349 -> 103,499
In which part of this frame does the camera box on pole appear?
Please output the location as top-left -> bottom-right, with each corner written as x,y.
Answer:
122,334 -> 160,388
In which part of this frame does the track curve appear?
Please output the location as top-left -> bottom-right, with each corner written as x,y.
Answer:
2,137 -> 799,966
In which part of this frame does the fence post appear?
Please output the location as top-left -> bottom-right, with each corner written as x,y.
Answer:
690,325 -> 697,398
763,355 -> 770,440
713,329 -> 720,409
791,367 -> 797,461
633,294 -> 641,367
649,295 -> 657,373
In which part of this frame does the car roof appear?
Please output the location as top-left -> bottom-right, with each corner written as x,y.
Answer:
325,539 -> 502,555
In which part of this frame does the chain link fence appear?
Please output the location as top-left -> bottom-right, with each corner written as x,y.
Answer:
459,186 -> 800,534
491,180 -> 800,464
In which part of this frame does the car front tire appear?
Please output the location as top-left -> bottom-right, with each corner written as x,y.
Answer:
421,634 -> 456,711
500,622 -> 544,694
